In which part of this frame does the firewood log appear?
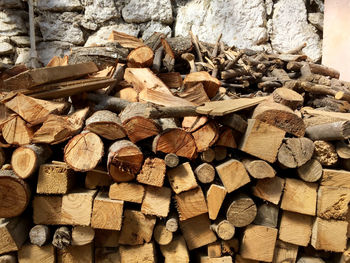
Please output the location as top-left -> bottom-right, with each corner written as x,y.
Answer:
29,225 -> 50,247
297,159 -> 323,182
272,87 -> 304,110
226,195 -> 257,227
2,115 -> 33,145
160,235 -> 189,263
211,220 -> 235,241
242,159 -> 276,179
11,144 -> 52,179
137,157 -> 166,187
164,153 -> 179,168
313,140 -> 338,166
192,121 -> 219,152
107,140 -> 143,182
85,110 -> 126,140
200,148 -> 215,163
154,223 -> 173,245
165,213 -> 179,233
305,121 -> 350,141
64,132 -> 104,172
183,71 -> 221,98
127,46 -> 154,68
52,226 -> 71,250
18,243 -> 55,263
0,170 -> 30,218
194,163 -> 215,184
207,184 -> 227,221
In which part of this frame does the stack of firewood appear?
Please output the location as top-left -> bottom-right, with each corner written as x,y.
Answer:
1,30 -> 350,263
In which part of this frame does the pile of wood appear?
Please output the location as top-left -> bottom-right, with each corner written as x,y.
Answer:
1,30 -> 350,263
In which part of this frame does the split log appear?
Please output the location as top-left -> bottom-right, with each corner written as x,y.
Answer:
115,87 -> 138,102
164,153 -> 179,168
176,83 -> 210,106
152,46 -> 163,72
29,225 -> 50,247
281,178 -> 317,216
165,214 -> 179,233
0,217 -> 30,254
253,203 -> 279,228
0,170 -> 31,218
195,163 -> 215,184
37,163 -> 75,194
240,225 -> 278,262
207,241 -> 221,258
182,116 -> 208,132
158,72 -> 183,89
64,132 -> 104,172
153,128 -> 197,159
167,162 -> 198,194
211,220 -> 235,241
214,146 -> 227,161
137,157 -> 166,187
311,217 -> 347,252
314,140 -> 338,166
4,93 -> 69,126
305,121 -> 350,141
192,121 -> 219,152
57,243 -> 93,263
297,159 -> 323,182
109,182 -> 145,203
154,223 -> 173,245
272,87 -> 304,110
107,140 -> 143,182
226,195 -> 257,227
2,115 -> 33,145
279,211 -> 313,246
252,176 -> 285,205
317,186 -> 350,220
216,127 -> 237,149
119,243 -> 156,263
242,159 -> 276,179
11,144 -> 52,179
141,186 -> 171,217
183,71 -> 221,98
127,46 -> 154,68
160,235 -> 190,263
273,240 -> 298,263
277,138 -> 315,168
52,226 -> 71,250
252,101 -> 306,137
32,107 -> 89,144
119,103 -> 160,143
215,159 -> 250,193
18,244 -> 55,263
201,148 -> 215,163
175,187 -> 208,221
108,30 -> 144,49
161,38 -> 175,72
91,191 -> 123,231
33,196 -> 65,225
85,110 -> 126,140
336,141 -> 350,159
239,119 -> 285,163
207,184 -> 227,221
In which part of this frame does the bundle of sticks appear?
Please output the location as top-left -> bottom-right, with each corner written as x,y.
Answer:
0,30 -> 350,263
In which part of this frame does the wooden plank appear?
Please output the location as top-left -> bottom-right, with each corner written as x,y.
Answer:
141,186 -> 172,217
167,162 -> 198,194
18,244 -> 55,263
3,62 -> 98,91
196,97 -> 267,116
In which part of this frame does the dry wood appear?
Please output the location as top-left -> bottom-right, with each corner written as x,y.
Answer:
18,244 -> 55,263
153,128 -> 197,159
253,203 -> 279,228
226,195 -> 257,227
239,119 -> 285,163
272,240 -> 298,263
2,115 -> 33,145
46,55 -> 68,67
277,137 -> 315,168
306,121 -> 350,141
214,146 -> 227,161
160,235 -> 190,263
175,187 -> 208,221
297,159 -> 323,182
183,71 -> 221,99
137,157 -> 166,187
165,213 -> 179,233
118,209 -> 156,245
119,243 -> 156,263
218,114 -> 247,134
181,53 -> 197,73
242,159 -> 276,179
71,226 -> 95,246
201,256 -> 233,263
154,223 -> 173,245
195,163 -> 215,184
336,141 -> 350,159
297,258 -> 325,263
109,182 -> 145,203
279,211 -> 313,246
311,217 -> 348,252
141,186 -> 171,217
201,148 -> 215,163
152,46 -> 163,72
108,30 -> 144,49
64,132 -> 104,172
11,144 -> 51,179
3,62 -> 98,91
0,217 -> 30,254
94,247 -> 120,263
4,93 -> 69,126
182,116 -> 208,133
127,46 -> 154,68
57,243 -> 93,263
91,191 -> 123,231
33,196 -> 65,225
84,167 -> 112,190
94,229 -> 119,248
32,107 -> 89,144
252,176 -> 285,205
207,184 -> 227,221
119,103 -> 161,143
287,61 -> 340,78
179,214 -> 217,250
107,140 -> 143,182
240,225 -> 278,262
167,162 -> 198,194
29,225 -> 50,247
314,140 -> 338,166
216,127 -> 237,149
0,148 -> 5,168
0,170 -> 30,218
272,87 -> 304,109
215,159 -> 250,193
37,163 -> 75,194
158,72 -> 183,89
321,169 -> 350,188
196,97 -> 266,116
161,38 -> 175,72
211,220 -> 235,241
177,83 -> 210,106
164,153 -> 179,168
317,186 -> 350,220
281,178 -> 317,216
252,101 -> 306,137
192,121 -> 219,152
207,241 -> 221,258
115,87 -> 138,102
52,226 -> 71,249
85,110 -> 126,140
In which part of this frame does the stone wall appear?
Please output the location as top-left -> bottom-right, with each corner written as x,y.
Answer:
0,0 -> 324,67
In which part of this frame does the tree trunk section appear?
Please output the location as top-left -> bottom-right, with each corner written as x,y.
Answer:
226,195 -> 257,227
29,225 -> 50,247
127,46 -> 154,68
278,138 -> 315,168
305,121 -> 350,141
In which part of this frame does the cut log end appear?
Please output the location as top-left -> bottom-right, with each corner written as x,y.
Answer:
154,224 -> 173,245
127,46 -> 154,68
164,153 -> 179,168
226,196 -> 257,228
194,163 -> 215,184
211,220 -> 235,241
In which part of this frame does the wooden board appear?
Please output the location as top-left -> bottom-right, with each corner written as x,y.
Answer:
196,97 -> 267,116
